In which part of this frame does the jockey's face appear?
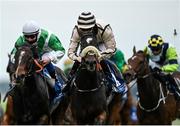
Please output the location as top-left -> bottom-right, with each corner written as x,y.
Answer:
79,27 -> 93,34
24,34 -> 38,44
152,48 -> 162,55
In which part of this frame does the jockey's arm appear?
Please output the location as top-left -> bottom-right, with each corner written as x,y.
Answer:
45,34 -> 65,63
101,25 -> 116,59
161,47 -> 179,73
68,27 -> 81,61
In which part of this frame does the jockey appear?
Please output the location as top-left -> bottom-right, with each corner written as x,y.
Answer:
10,20 -> 65,106
65,11 -> 128,98
145,34 -> 180,99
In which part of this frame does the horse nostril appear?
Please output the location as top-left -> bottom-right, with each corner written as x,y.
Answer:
16,76 -> 21,82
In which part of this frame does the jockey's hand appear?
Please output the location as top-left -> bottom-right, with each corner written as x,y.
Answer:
41,55 -> 51,66
98,53 -> 106,61
74,56 -> 82,63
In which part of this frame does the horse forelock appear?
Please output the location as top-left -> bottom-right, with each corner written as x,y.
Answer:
131,55 -> 137,61
14,46 -> 35,78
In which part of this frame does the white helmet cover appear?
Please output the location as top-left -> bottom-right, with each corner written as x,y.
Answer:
22,20 -> 40,35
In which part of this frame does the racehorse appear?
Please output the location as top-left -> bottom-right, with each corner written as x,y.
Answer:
124,47 -> 177,124
67,46 -> 134,124
69,46 -> 107,124
1,43 -> 67,124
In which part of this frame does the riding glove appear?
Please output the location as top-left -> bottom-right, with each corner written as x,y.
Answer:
42,55 -> 51,65
74,56 -> 82,63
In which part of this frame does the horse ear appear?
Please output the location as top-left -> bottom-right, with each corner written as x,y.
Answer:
143,47 -> 148,56
8,53 -> 10,58
133,46 -> 136,54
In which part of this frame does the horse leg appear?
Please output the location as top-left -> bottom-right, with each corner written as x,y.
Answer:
121,92 -> 138,124
120,96 -> 132,124
64,103 -> 75,124
94,111 -> 107,124
51,95 -> 70,124
107,94 -> 121,125
37,114 -> 49,124
176,100 -> 180,119
1,96 -> 14,125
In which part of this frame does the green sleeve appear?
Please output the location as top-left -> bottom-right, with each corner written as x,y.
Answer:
48,34 -> 65,53
161,47 -> 179,72
112,50 -> 126,72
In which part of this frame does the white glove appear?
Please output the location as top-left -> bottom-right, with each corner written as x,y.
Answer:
98,53 -> 106,61
74,56 -> 82,63
42,55 -> 51,65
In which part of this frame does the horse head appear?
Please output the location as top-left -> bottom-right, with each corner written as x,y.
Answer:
13,43 -> 41,82
80,46 -> 101,72
124,46 -> 149,82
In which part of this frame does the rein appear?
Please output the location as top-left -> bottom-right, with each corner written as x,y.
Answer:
33,59 -> 44,73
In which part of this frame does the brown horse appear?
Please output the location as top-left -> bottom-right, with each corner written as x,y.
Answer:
106,86 -> 135,125
101,60 -> 137,125
125,47 -> 177,124
65,46 -> 135,124
2,44 -> 67,124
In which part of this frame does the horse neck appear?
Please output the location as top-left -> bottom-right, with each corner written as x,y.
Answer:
20,73 -> 47,98
137,67 -> 161,108
76,68 -> 100,90
13,73 -> 49,123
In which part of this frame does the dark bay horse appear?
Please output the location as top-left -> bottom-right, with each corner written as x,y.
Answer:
67,46 -> 134,124
69,46 -> 107,124
2,44 -> 67,124
125,47 -> 177,124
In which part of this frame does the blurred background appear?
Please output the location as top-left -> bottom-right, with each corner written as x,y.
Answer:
0,0 -> 180,123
